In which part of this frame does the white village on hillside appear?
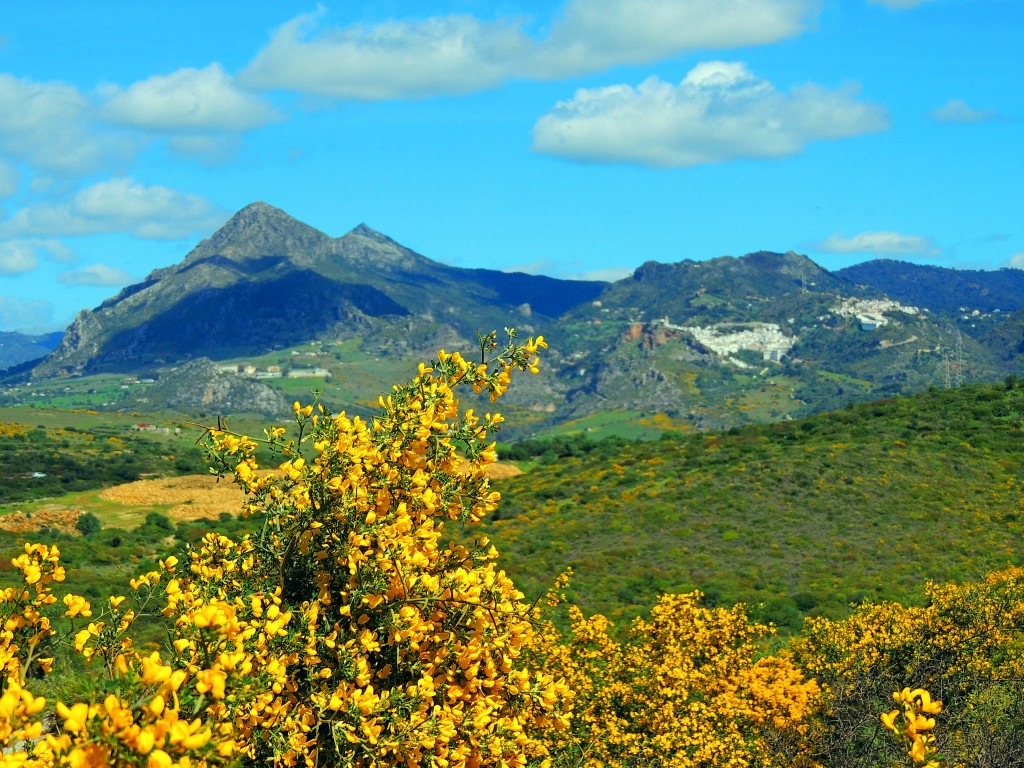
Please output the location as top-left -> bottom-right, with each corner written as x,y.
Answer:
829,297 -> 921,331
651,297 -> 922,369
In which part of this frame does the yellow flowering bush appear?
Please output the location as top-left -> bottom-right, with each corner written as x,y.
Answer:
527,576 -> 821,767
793,566 -> 1024,767
0,330 -> 572,767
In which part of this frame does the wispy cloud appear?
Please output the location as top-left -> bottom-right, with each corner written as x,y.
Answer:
0,241 -> 39,275
57,263 -> 134,286
0,160 -> 20,199
930,99 -> 1000,123
532,62 -> 889,167
505,258 -> 632,282
166,135 -> 244,165
0,238 -> 75,275
536,0 -> 813,76
0,64 -> 275,181
814,231 -> 940,257
1006,253 -> 1024,270
0,73 -> 134,176
0,295 -> 54,332
240,12 -> 533,100
240,1 -> 816,99
0,178 -> 226,240
100,63 -> 280,132
868,0 -> 936,8
575,266 -> 635,282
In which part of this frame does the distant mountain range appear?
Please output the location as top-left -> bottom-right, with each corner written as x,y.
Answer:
0,331 -> 63,372
5,202 -> 1023,433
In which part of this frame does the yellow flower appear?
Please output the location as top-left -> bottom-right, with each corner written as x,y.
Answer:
910,735 -> 928,762
63,593 -> 92,618
21,563 -> 41,585
135,728 -> 156,755
880,709 -> 899,732
55,702 -> 91,734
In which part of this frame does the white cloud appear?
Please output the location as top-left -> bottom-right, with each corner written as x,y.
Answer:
1006,253 -> 1024,270
0,295 -> 54,332
0,238 -> 74,275
930,99 -> 999,123
576,266 -> 634,282
0,241 -> 38,274
505,258 -> 632,282
532,62 -> 890,167
536,0 -> 813,76
0,67 -> 271,182
0,178 -> 226,240
868,0 -> 935,8
240,1 -> 815,99
815,231 -> 940,257
0,160 -> 20,199
100,63 -> 280,131
57,263 -> 134,287
0,73 -> 133,175
36,238 -> 76,262
240,11 -> 533,99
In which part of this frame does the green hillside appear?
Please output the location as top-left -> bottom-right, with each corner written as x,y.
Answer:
0,413 -> 209,506
8,369 -> 1024,640
483,378 -> 1024,630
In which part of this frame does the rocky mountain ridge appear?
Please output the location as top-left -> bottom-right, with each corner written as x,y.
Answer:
29,202 -> 605,379
8,202 -> 1024,432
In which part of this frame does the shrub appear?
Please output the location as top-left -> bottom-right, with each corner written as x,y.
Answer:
0,331 -> 569,767
0,331 -> 1018,767
528,577 -> 821,767
793,566 -> 1024,766
74,512 -> 102,537
143,512 -> 174,532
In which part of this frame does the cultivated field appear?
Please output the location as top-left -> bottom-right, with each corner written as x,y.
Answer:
99,475 -> 247,522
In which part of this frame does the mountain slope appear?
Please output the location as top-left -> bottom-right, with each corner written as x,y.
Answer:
483,379 -> 1024,625
837,260 -> 1024,312
30,203 -> 606,378
11,204 -> 1024,434
584,250 -> 854,325
548,250 -> 1005,427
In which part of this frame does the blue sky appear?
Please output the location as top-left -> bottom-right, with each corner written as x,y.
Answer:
0,0 -> 1020,332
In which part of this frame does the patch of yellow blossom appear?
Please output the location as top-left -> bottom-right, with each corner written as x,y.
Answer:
527,575 -> 821,767
1,329 -> 1017,768
794,566 -> 1024,766
0,331 -> 564,768
881,687 -> 943,767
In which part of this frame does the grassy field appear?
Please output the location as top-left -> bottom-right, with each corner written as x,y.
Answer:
542,410 -> 678,441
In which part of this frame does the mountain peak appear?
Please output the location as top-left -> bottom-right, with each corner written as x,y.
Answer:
187,202 -> 335,264
344,223 -> 402,248
213,201 -> 316,237
237,200 -> 282,216
337,223 -> 429,270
